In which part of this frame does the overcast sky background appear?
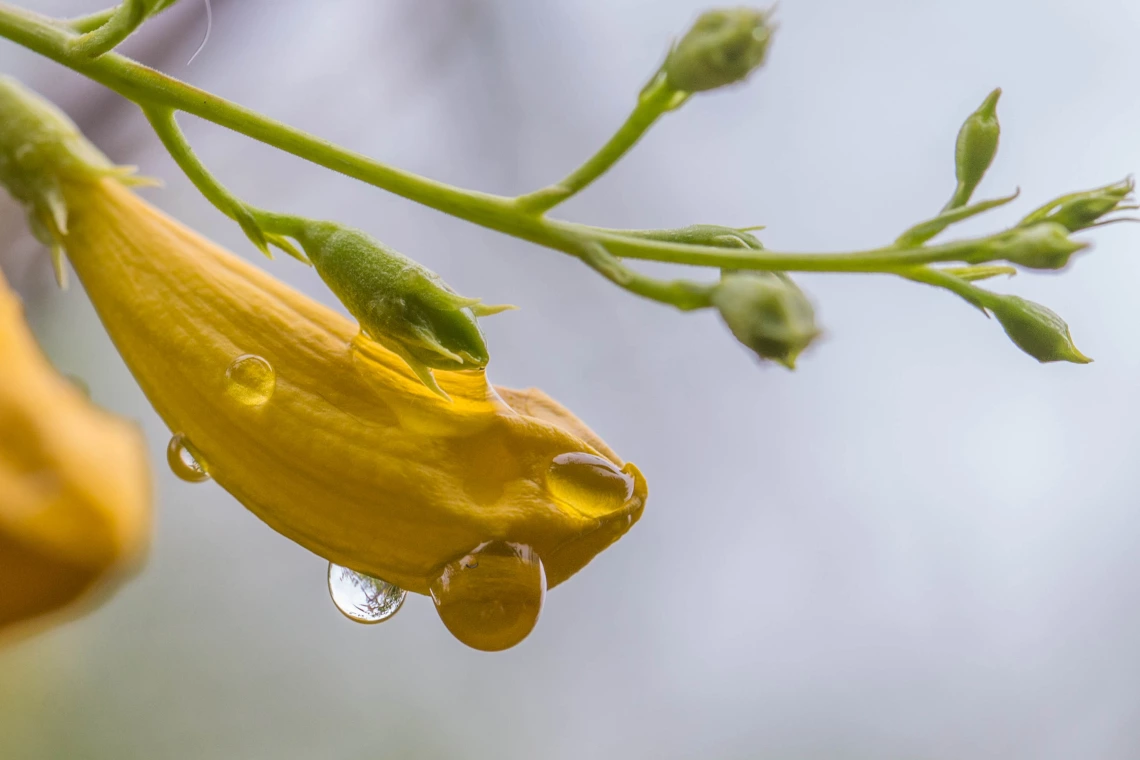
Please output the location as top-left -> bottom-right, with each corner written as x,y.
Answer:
3,1 -> 1140,758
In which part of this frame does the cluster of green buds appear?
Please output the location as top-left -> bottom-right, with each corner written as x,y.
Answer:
883,84 -> 1135,365
290,221 -> 513,397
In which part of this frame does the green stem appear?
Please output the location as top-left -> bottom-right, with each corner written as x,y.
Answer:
590,227 -> 999,272
142,103 -> 309,262
576,241 -> 716,310
0,3 -> 1016,277
65,8 -> 116,33
142,105 -> 248,222
142,104 -> 266,249
515,75 -> 685,214
69,0 -> 147,58
902,265 -> 996,311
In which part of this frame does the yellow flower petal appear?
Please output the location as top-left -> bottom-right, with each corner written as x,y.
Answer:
60,177 -> 647,596
0,267 -> 151,640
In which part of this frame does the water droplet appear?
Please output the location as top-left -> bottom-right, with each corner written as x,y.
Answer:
167,434 -> 210,483
328,563 -> 406,624
224,354 -> 276,406
430,541 -> 546,652
546,453 -> 635,515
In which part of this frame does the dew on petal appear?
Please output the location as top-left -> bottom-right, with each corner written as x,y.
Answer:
224,354 -> 275,406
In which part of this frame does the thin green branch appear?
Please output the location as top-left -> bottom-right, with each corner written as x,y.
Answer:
575,240 -> 716,310
64,8 -> 116,34
142,103 -> 307,261
515,75 -> 686,214
69,0 -> 147,58
588,227 -> 1002,272
902,265 -> 995,311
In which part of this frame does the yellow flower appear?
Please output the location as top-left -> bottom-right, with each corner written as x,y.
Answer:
0,79 -> 646,649
0,266 -> 151,641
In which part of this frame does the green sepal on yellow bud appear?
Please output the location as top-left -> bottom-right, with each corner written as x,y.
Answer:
1018,177 -> 1136,232
711,271 -> 819,369
977,222 -> 1088,271
292,221 -> 513,397
987,294 -> 1091,364
0,76 -> 154,287
945,88 -> 1001,211
663,7 -> 774,93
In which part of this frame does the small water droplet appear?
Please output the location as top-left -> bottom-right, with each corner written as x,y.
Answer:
328,563 -> 406,624
546,453 -> 635,515
430,541 -> 546,652
224,354 -> 276,406
167,434 -> 210,483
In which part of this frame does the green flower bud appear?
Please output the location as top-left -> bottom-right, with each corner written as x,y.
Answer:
945,88 -> 1001,211
711,272 -> 819,369
978,222 -> 1088,270
988,295 -> 1091,364
664,8 -> 774,93
294,221 -> 513,396
1019,178 -> 1135,232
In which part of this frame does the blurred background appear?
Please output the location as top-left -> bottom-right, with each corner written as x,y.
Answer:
3,0 -> 1140,757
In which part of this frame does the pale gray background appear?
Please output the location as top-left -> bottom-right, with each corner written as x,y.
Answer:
2,1 -> 1140,758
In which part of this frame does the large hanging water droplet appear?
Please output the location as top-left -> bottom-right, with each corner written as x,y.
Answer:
224,354 -> 276,406
166,434 -> 210,483
430,541 -> 546,652
327,562 -> 406,624
546,452 -> 635,515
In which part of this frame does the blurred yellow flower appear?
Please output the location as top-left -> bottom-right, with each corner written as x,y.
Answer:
0,267 -> 151,641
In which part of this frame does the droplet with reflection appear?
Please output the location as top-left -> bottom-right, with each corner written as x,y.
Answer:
431,541 -> 546,651
546,452 -> 635,515
224,354 -> 276,406
327,562 -> 406,624
167,434 -> 210,483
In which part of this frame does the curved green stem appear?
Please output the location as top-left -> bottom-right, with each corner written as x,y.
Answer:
142,103 -> 307,262
515,75 -> 686,214
65,8 -> 117,34
902,265 -> 996,311
142,105 -> 245,221
69,0 -> 147,58
576,241 -> 716,310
